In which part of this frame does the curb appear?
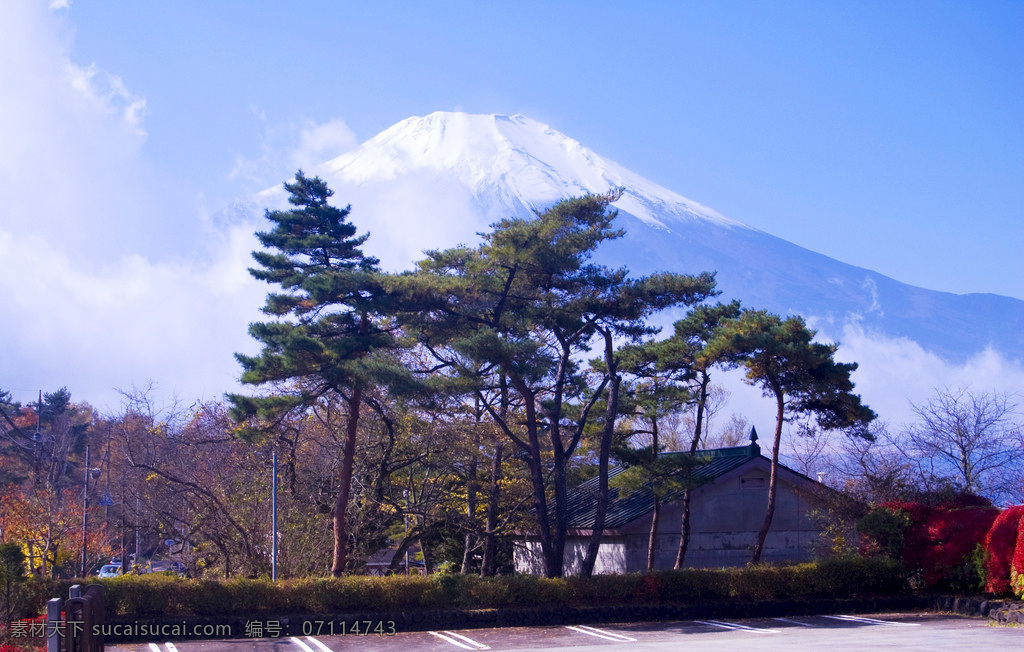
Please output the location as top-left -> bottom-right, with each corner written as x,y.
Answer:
103,595 -> 933,642
930,595 -> 1024,625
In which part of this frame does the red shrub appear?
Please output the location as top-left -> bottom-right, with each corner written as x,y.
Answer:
872,495 -> 998,588
983,504 -> 1024,595
923,503 -> 998,587
875,500 -> 931,573
1011,512 -> 1024,598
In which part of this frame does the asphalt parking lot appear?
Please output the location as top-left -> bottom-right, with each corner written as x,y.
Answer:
107,612 -> 1020,652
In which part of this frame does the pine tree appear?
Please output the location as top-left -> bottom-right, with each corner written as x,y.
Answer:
705,310 -> 875,564
612,301 -> 741,571
407,191 -> 716,577
230,171 -> 405,576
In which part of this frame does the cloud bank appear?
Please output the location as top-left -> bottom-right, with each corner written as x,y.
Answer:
0,1 -> 265,411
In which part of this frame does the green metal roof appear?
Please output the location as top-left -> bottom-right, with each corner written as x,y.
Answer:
564,444 -> 761,530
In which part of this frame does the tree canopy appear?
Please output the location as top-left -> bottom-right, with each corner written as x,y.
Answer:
706,309 -> 876,562
230,171 -> 410,576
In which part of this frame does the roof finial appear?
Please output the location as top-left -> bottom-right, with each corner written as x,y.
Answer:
749,425 -> 758,444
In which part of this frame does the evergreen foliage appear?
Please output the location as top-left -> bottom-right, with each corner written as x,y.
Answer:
404,191 -> 716,577
73,557 -> 906,620
0,542 -> 27,624
230,171 -> 410,576
706,310 -> 875,563
232,171 -> 395,412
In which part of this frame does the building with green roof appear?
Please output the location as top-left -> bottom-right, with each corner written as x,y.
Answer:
514,430 -> 846,574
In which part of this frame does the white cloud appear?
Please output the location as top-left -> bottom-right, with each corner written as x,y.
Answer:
66,62 -> 147,134
229,115 -> 358,192
0,1 -> 265,411
292,118 -> 358,172
693,320 -> 1024,457
0,221 -> 266,413
315,172 -> 488,271
0,0 -> 173,262
833,324 -> 1024,428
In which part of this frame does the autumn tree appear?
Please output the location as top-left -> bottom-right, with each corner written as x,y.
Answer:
0,388 -> 112,577
230,171 -> 410,576
0,484 -> 112,578
706,310 -> 875,564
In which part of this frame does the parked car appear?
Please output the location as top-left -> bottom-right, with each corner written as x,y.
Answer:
97,564 -> 122,578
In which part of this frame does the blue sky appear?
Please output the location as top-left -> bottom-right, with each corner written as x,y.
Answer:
60,0 -> 1024,297
1,0 -> 1022,416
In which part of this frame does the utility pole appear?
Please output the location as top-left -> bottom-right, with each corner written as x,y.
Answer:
135,497 -> 140,569
404,489 -> 410,575
81,444 -> 89,577
271,448 -> 278,581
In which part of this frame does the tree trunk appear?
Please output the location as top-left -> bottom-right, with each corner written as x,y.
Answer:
481,440 -> 503,576
647,496 -> 661,573
421,537 -> 434,574
546,345 -> 572,579
581,331 -> 620,578
752,390 -> 784,564
516,381 -> 555,577
461,422 -> 481,574
331,384 -> 362,577
647,414 -> 661,572
550,443 -> 568,578
675,371 -> 709,569
388,533 -> 417,574
481,378 -> 508,577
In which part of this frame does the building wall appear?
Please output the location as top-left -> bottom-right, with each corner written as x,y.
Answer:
618,464 -> 824,570
513,538 -> 627,576
514,459 -> 830,575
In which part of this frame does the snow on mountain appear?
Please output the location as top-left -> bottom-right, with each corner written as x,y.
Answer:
253,111 -> 1024,364
319,112 -> 743,231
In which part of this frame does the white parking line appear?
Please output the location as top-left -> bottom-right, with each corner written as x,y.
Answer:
165,644 -> 179,652
772,617 -> 814,627
824,615 -> 920,627
290,636 -> 317,652
695,620 -> 780,634
443,631 -> 491,650
304,636 -> 334,652
428,630 -> 491,650
148,644 -> 161,652
565,625 -> 638,642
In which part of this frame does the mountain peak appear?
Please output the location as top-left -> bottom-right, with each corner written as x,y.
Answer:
320,111 -> 745,230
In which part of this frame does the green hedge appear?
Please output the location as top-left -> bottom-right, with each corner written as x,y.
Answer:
30,557 -> 902,617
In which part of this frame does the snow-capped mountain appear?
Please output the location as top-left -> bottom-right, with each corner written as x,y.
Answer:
257,111 -> 1023,363
319,112 -> 742,230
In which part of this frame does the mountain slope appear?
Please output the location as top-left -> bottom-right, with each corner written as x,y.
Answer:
262,111 -> 1023,362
